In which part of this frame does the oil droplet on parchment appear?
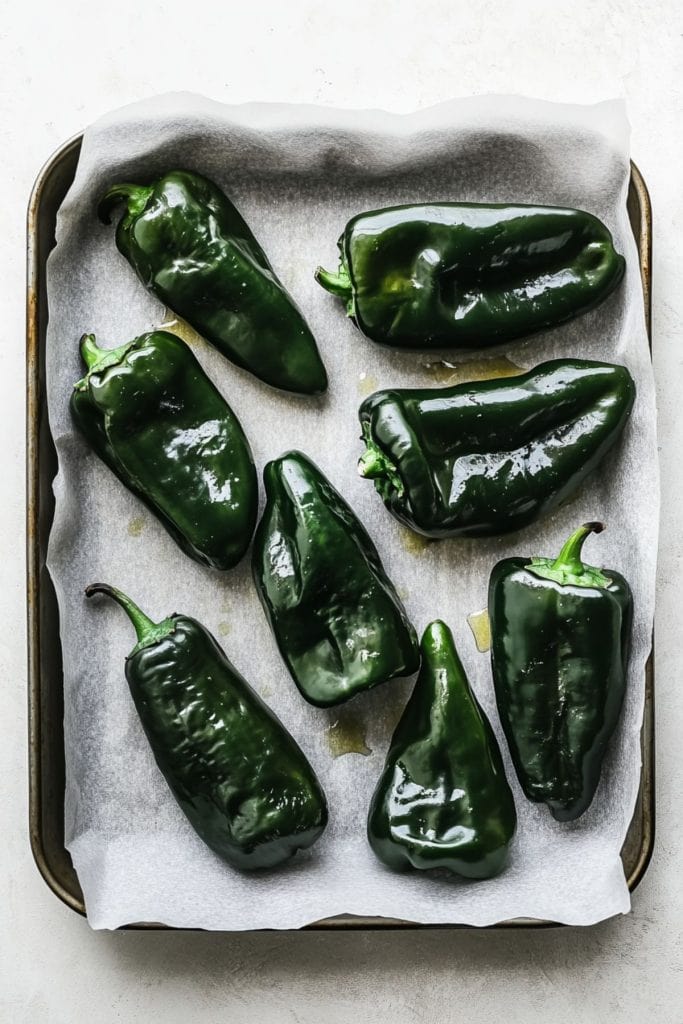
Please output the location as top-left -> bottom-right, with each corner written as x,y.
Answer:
467,608 -> 491,653
259,685 -> 274,699
217,621 -> 231,637
357,371 -> 378,397
127,516 -> 145,537
423,356 -> 526,386
325,713 -> 372,758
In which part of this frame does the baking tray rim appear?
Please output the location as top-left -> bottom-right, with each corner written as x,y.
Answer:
26,132 -> 655,930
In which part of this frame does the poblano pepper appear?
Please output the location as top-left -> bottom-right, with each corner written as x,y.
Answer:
358,359 -> 635,538
316,203 -> 625,348
70,331 -> 257,570
85,584 -> 328,870
99,170 -> 327,395
489,522 -> 633,822
252,451 -> 419,707
367,620 -> 516,879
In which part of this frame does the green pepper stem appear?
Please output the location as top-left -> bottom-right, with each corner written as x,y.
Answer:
76,333 -> 134,378
85,583 -> 174,651
525,521 -> 611,589
97,182 -> 154,225
79,333 -> 104,369
314,265 -> 352,301
358,427 -> 405,499
551,521 -> 604,576
358,444 -> 386,480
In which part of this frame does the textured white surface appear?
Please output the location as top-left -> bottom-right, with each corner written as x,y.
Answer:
47,94 -> 654,930
2,0 -> 682,1017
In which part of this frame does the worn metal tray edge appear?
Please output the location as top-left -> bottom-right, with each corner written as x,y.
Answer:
26,133 -> 655,930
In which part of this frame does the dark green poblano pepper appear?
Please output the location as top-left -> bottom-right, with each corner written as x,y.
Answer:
85,584 -> 328,870
252,451 -> 419,708
316,203 -> 625,348
99,170 -> 327,395
358,359 -> 635,538
368,621 -> 516,879
489,522 -> 633,822
71,331 -> 257,570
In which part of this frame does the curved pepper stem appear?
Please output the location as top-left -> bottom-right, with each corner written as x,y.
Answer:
85,583 -> 176,653
80,333 -> 105,369
76,333 -> 135,380
315,264 -> 355,317
525,521 -> 612,589
97,182 -> 154,225
552,521 -> 603,575
314,265 -> 352,300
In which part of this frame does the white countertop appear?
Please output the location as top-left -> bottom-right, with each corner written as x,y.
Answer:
2,1 -> 681,1019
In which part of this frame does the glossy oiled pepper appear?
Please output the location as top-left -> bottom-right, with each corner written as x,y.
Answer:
489,523 -> 633,821
367,621 -> 516,879
316,203 -> 625,348
252,451 -> 419,707
358,359 -> 635,538
70,331 -> 257,570
99,170 -> 327,395
85,584 -> 328,870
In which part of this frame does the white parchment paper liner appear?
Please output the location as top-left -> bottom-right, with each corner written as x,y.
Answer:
45,94 -> 657,929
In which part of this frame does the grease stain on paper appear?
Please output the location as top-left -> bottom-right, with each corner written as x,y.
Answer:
423,356 -> 526,386
357,371 -> 378,397
325,714 -> 372,758
467,608 -> 491,653
400,528 -> 433,557
127,516 -> 145,537
160,309 -> 206,349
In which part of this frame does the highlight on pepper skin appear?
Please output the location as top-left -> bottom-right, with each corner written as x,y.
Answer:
488,522 -> 633,822
70,330 -> 258,570
100,170 -> 328,395
367,619 -> 517,879
252,449 -> 420,707
85,583 -> 329,871
357,359 -> 635,539
316,202 -> 625,348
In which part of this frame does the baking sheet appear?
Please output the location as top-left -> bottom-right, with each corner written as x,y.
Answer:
45,94 -> 657,929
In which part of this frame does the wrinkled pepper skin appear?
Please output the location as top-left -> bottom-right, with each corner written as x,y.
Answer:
86,584 -> 328,870
489,523 -> 633,822
70,331 -> 257,570
358,359 -> 635,538
368,621 -> 516,879
252,451 -> 419,708
316,203 -> 625,348
99,170 -> 327,395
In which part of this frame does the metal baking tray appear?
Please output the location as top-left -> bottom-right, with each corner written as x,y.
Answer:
26,134 -> 655,929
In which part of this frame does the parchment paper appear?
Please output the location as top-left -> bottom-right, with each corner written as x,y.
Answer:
45,94 -> 657,929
